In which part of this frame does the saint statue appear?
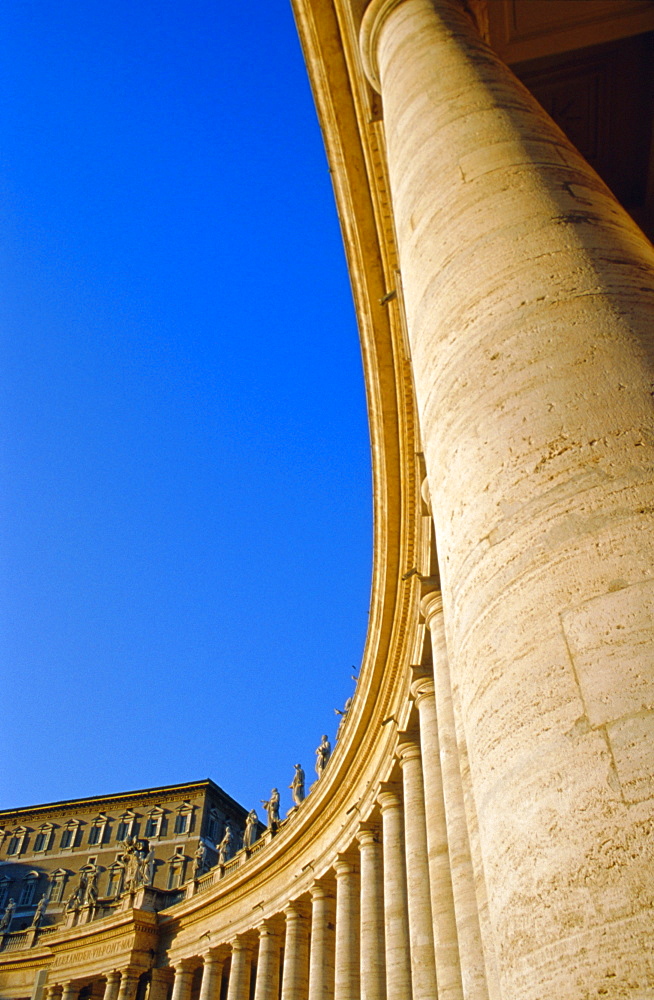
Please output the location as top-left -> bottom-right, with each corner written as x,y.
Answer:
217,824 -> 233,865
193,843 -> 207,877
31,894 -> 47,928
315,735 -> 331,777
243,810 -> 258,850
289,763 -> 305,806
0,899 -> 15,932
261,788 -> 280,830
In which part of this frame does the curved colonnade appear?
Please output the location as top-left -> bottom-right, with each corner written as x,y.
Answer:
3,1 -> 654,999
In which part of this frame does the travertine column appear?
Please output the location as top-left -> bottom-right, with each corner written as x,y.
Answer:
397,735 -> 438,1000
377,787 -> 411,1000
422,592 -> 496,1000
334,858 -> 360,1000
149,970 -> 173,1000
102,974 -> 121,1000
410,673 -> 464,1000
116,971 -> 139,1000
281,902 -> 310,1000
356,827 -> 386,1000
227,940 -> 252,1000
46,989 -> 63,1000
61,985 -> 77,1000
361,0 -> 654,997
308,882 -> 336,1000
199,951 -> 225,1000
254,921 -> 281,1000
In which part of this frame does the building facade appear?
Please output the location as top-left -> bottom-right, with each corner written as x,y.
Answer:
0,782 -> 251,932
2,1 -> 654,999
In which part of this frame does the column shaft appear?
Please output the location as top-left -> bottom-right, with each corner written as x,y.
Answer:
199,952 -> 225,1000
334,860 -> 360,1000
357,829 -> 386,1000
378,789 -> 412,1000
361,0 -> 654,996
281,904 -> 309,1000
397,738 -> 438,1000
308,884 -> 335,1000
424,594 -> 497,1000
411,675 -> 464,1000
227,942 -> 252,1000
254,922 -> 281,1000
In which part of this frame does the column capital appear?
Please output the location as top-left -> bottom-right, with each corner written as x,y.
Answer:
172,960 -> 194,974
360,0 -> 405,92
410,673 -> 436,705
376,781 -> 402,812
201,948 -> 225,966
356,823 -> 381,848
396,731 -> 422,766
256,917 -> 282,938
309,880 -> 334,902
333,855 -> 357,878
230,935 -> 252,955
420,589 -> 444,626
283,898 -> 310,921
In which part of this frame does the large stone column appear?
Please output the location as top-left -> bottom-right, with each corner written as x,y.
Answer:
254,921 -> 282,1000
281,901 -> 310,1000
356,827 -> 386,1000
227,940 -> 252,1000
199,950 -> 225,1000
308,882 -> 336,1000
333,858 -> 360,1000
361,1 -> 654,997
60,985 -> 77,1000
410,673 -> 464,1000
377,786 -> 411,1000
396,734 -> 438,1000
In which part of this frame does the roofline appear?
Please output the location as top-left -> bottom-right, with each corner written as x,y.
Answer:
0,779 -> 248,820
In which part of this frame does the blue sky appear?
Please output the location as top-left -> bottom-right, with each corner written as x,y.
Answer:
0,1 -> 372,817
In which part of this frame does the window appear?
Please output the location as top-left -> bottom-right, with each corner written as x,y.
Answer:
206,809 -> 221,843
145,808 -> 164,839
19,874 -> 38,906
116,812 -> 135,842
6,828 -> 26,857
88,815 -> 107,847
174,814 -> 188,835
106,865 -> 123,898
34,825 -> 53,853
167,859 -> 185,889
49,871 -> 67,904
60,821 -> 80,849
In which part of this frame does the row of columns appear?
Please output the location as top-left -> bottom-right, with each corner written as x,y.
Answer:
45,969 -> 142,1000
47,596 -> 478,1000
161,655 -> 475,1000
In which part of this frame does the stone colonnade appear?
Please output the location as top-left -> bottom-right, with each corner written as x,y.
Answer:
44,618 -> 488,1000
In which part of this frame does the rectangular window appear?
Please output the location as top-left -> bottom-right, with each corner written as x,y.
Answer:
174,814 -> 188,835
50,879 -> 65,903
7,836 -> 21,856
88,826 -> 101,845
60,827 -> 76,849
117,821 -> 129,841
145,817 -> 160,838
34,830 -> 51,852
167,865 -> 183,889
19,880 -> 36,906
